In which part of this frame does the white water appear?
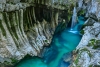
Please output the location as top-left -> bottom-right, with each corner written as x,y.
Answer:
71,7 -> 77,30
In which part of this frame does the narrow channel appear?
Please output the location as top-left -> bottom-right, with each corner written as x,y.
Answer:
15,7 -> 86,67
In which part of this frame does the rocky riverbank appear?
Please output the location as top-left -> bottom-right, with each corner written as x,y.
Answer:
71,0 -> 100,67
1,0 -> 100,67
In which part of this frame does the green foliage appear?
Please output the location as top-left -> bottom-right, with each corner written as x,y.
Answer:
87,39 -> 100,49
80,48 -> 92,58
0,20 -> 6,36
74,56 -> 79,64
78,9 -> 85,16
4,61 -> 11,65
11,58 -> 18,64
80,30 -> 84,35
80,24 -> 88,35
89,64 -> 93,67
68,15 -> 71,22
93,45 -> 99,49
77,66 -> 81,67
87,39 -> 96,47
93,65 -> 100,67
90,39 -> 96,45
81,24 -> 87,29
93,40 -> 100,49
45,40 -> 48,43
67,9 -> 72,22
73,48 -> 92,67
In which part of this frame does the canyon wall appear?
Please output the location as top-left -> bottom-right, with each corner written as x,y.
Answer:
72,0 -> 100,67
0,0 -> 77,67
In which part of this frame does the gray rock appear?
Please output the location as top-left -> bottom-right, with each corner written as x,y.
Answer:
0,0 -> 6,3
0,6 -> 59,65
6,0 -> 20,3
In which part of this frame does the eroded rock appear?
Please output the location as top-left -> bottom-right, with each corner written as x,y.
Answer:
72,13 -> 100,67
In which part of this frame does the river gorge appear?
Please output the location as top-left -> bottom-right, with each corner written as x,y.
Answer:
0,0 -> 100,67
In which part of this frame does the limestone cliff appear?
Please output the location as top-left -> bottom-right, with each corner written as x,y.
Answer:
0,0 -> 77,67
0,0 -> 58,66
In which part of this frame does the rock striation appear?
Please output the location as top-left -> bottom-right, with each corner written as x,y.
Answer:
0,0 -> 60,66
0,0 -> 78,67
0,6 -> 59,66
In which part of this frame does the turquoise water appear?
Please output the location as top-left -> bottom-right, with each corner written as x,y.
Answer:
15,16 -> 85,67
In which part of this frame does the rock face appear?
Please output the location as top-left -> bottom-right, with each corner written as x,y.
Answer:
0,0 -> 78,67
0,5 -> 58,65
71,0 -> 100,67
0,0 -> 60,66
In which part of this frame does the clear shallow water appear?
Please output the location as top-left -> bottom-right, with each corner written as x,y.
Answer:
15,16 -> 85,67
